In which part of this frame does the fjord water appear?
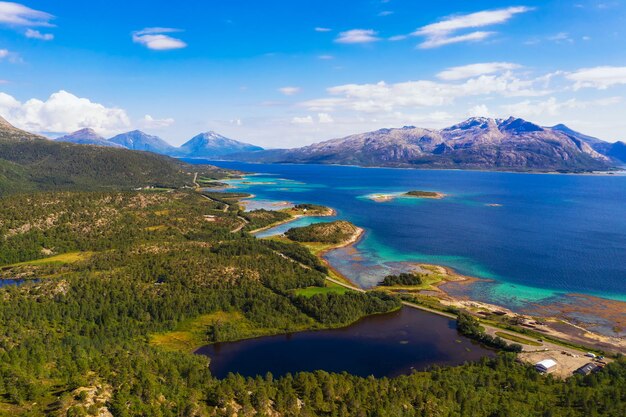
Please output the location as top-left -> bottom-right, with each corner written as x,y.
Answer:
197,307 -> 493,378
192,160 -> 626,309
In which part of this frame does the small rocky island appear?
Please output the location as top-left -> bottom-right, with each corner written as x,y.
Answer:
404,190 -> 446,199
368,190 -> 446,202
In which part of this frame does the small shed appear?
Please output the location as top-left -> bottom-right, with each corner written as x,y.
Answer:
535,359 -> 557,373
574,362 -> 599,376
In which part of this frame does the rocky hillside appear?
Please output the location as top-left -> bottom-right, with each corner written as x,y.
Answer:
551,124 -> 626,164
109,130 -> 177,154
232,117 -> 618,172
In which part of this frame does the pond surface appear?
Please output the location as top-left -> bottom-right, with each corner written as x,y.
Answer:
0,279 -> 36,288
196,307 -> 494,378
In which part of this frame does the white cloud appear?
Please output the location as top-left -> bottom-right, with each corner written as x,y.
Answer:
314,27 -> 331,32
0,1 -> 54,26
140,114 -> 174,128
132,27 -> 187,50
0,90 -> 131,134
420,31 -> 493,49
0,48 -> 21,63
548,32 -> 573,43
437,62 -> 521,80
301,72 -> 549,113
291,115 -> 314,124
467,104 -> 493,118
278,86 -> 301,96
378,11 -> 394,17
318,113 -> 334,123
567,66 -> 626,90
501,96 -> 621,117
335,29 -> 380,44
25,28 -> 53,40
318,54 -> 334,60
413,6 -> 532,49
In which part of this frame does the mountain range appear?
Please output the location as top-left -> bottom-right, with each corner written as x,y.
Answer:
7,115 -> 626,174
0,117 -> 228,195
229,117 -> 626,172
55,128 -> 262,158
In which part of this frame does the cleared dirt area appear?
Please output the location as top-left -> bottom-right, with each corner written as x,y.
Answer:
518,348 -> 608,379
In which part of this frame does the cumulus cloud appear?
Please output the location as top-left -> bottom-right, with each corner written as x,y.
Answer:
0,90 -> 131,134
437,62 -> 521,80
335,29 -> 380,44
278,86 -> 301,96
0,48 -> 8,59
467,104 -> 493,118
314,27 -> 331,32
25,28 -> 53,40
0,1 -> 54,26
132,27 -> 187,50
140,114 -> 174,128
412,6 -> 532,48
301,72 -> 550,114
291,115 -> 314,124
567,66 -> 626,90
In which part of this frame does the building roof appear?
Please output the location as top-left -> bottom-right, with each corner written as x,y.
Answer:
575,363 -> 599,375
535,359 -> 557,369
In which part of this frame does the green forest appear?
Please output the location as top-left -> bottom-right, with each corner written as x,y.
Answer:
0,189 -> 624,416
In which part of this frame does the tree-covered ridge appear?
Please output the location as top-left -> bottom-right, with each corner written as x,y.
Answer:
0,122 -> 231,195
0,190 -> 399,416
285,220 -> 359,244
242,209 -> 292,231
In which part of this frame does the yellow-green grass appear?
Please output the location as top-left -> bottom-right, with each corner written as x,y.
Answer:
144,225 -> 166,231
2,251 -> 92,269
149,311 -> 305,353
494,331 -> 543,347
294,282 -> 350,297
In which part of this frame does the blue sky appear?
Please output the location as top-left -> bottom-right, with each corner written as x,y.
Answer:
1,0 -> 626,147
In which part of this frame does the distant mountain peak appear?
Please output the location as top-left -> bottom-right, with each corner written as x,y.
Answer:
55,128 -> 124,148
109,130 -> 175,153
445,117 -> 496,131
498,117 -> 543,133
61,128 -> 105,140
180,131 -> 263,157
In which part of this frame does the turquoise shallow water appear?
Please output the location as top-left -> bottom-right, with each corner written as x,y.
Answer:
188,160 -> 626,333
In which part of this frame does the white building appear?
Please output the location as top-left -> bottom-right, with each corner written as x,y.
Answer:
535,359 -> 557,373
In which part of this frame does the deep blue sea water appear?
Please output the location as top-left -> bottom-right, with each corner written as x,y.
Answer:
188,160 -> 626,318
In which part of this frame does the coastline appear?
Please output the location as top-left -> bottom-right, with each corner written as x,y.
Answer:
216,182 -> 625,355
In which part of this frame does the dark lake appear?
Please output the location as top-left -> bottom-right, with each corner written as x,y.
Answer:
196,307 -> 494,378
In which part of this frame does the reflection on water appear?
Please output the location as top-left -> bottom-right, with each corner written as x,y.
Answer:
196,307 -> 494,378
